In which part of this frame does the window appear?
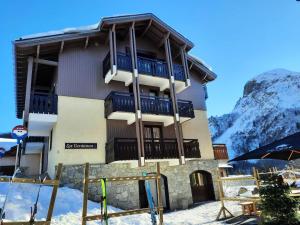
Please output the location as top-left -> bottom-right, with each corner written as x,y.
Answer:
149,90 -> 158,97
163,91 -> 170,99
129,84 -> 133,93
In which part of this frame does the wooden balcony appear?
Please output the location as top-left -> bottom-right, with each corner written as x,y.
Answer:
28,92 -> 58,137
105,92 -> 194,126
29,92 -> 58,114
103,52 -> 188,93
106,138 -> 200,163
213,144 -> 229,160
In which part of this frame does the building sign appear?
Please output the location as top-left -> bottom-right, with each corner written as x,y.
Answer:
65,143 -> 97,149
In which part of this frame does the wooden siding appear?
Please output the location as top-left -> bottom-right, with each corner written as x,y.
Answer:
213,144 -> 229,160
107,120 -> 176,142
57,36 -> 207,110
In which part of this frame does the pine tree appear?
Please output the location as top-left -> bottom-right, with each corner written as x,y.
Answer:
259,175 -> 299,225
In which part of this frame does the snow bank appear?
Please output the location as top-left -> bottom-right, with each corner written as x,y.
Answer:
0,183 -> 241,225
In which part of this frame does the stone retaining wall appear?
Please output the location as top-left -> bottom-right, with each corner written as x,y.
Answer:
60,160 -> 220,210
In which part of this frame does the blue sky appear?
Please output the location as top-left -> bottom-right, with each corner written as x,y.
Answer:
0,0 -> 300,133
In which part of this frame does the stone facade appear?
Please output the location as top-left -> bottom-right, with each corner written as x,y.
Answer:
60,160 -> 220,210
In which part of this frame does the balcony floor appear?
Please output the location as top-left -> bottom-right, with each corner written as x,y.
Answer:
105,69 -> 187,93
28,113 -> 57,136
107,111 -> 191,126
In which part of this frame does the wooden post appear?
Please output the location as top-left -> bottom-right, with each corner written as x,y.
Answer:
156,162 -> 164,225
24,57 -> 34,121
46,163 -> 62,222
253,167 -> 260,190
164,37 -> 185,165
82,163 -> 89,225
216,168 -> 233,220
129,23 -> 145,167
109,24 -> 117,71
180,46 -> 191,87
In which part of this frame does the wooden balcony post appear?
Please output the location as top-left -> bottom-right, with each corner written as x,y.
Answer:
129,23 -> 145,166
180,46 -> 191,87
24,57 -> 34,121
164,36 -> 185,165
109,24 -> 117,73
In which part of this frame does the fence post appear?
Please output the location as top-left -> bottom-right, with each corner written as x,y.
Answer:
46,163 -> 63,222
156,162 -> 164,225
82,163 -> 89,225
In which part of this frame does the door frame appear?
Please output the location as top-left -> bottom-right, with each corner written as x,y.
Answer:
144,125 -> 163,140
138,172 -> 170,211
189,170 -> 215,203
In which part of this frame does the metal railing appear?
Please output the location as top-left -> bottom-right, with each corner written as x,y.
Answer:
103,52 -> 185,81
106,138 -> 200,163
105,91 -> 194,118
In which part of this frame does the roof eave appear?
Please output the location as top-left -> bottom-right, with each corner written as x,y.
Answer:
99,13 -> 194,50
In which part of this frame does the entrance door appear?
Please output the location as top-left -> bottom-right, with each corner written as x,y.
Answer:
144,125 -> 162,159
190,170 -> 215,203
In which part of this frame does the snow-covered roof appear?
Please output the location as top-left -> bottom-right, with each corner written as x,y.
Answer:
188,54 -> 213,71
218,163 -> 233,168
21,23 -> 99,40
0,138 -> 17,151
17,13 -> 194,49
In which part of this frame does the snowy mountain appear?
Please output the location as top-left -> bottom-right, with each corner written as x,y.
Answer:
209,69 -> 300,158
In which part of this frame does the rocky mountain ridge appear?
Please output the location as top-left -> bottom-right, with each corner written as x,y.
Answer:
209,69 -> 300,158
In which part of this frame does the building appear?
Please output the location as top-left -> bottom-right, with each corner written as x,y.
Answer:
13,13 -> 228,210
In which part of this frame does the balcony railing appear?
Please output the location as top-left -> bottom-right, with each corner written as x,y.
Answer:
26,136 -> 45,142
103,52 -> 185,81
213,144 -> 229,160
29,92 -> 58,114
105,91 -> 194,118
106,138 -> 200,163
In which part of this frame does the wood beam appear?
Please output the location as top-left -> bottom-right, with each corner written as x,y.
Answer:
129,23 -> 145,167
23,57 -> 33,121
60,41 -> 64,54
164,37 -> 185,165
33,58 -> 58,66
141,19 -> 152,37
159,32 -> 170,48
84,37 -> 89,49
46,163 -> 63,222
180,46 -> 190,86
189,62 -> 194,70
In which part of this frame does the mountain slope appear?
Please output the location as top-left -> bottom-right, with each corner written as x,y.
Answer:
209,69 -> 300,158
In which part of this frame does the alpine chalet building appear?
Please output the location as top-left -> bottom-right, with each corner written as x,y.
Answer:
14,14 -> 228,210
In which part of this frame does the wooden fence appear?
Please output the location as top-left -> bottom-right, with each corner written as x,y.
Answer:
0,163 -> 62,225
82,162 -> 164,225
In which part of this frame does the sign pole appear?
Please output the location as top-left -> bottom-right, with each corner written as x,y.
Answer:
14,143 -> 20,171
11,125 -> 28,173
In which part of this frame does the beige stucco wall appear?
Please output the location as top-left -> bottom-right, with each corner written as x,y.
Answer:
48,96 -> 106,177
20,154 -> 41,176
182,110 -> 214,159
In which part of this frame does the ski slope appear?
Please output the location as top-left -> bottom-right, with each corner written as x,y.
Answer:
0,183 -> 241,225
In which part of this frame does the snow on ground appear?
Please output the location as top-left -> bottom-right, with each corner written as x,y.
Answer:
0,183 -> 242,225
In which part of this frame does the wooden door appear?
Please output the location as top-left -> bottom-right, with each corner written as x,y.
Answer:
190,171 -> 215,203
